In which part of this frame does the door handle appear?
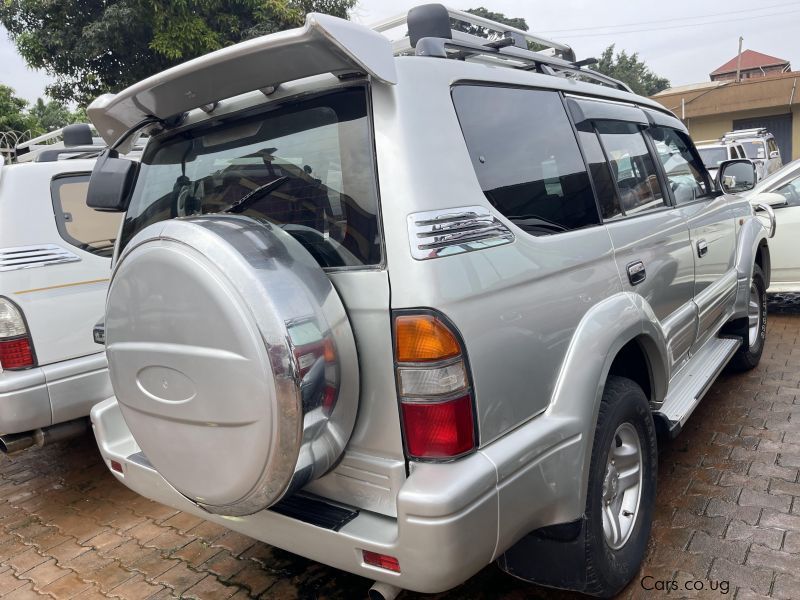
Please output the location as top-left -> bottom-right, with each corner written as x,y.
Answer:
627,260 -> 646,286
697,239 -> 708,258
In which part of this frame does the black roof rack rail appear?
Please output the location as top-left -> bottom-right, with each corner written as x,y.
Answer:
372,4 -> 633,94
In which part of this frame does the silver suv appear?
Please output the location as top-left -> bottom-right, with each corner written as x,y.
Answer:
85,5 -> 773,598
723,128 -> 783,181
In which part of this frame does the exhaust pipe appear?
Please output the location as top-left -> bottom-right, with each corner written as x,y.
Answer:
0,418 -> 89,454
368,582 -> 402,600
0,432 -> 35,454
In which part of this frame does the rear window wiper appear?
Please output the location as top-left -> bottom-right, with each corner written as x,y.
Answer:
222,176 -> 289,214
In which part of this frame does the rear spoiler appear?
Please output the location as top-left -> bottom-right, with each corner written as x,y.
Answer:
88,13 -> 397,146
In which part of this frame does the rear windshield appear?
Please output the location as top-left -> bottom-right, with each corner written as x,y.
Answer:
120,87 -> 382,267
697,147 -> 727,169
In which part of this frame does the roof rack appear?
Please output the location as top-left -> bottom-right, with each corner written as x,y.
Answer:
722,128 -> 769,140
13,124 -> 106,163
371,4 -> 632,93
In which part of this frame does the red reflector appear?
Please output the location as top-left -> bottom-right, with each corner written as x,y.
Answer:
110,460 -> 124,474
0,337 -> 34,370
362,550 -> 400,573
401,394 -> 475,459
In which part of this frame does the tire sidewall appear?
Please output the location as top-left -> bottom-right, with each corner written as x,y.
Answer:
586,378 -> 658,596
749,266 -> 767,357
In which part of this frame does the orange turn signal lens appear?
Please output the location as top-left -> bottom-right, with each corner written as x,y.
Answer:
395,315 -> 461,363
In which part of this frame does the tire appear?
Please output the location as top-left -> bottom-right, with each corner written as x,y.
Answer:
729,264 -> 767,372
583,376 -> 658,599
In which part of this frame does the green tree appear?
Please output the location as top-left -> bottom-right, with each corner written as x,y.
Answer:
1,0 -> 356,106
595,45 -> 670,96
461,7 -> 528,35
0,85 -> 39,135
28,98 -> 73,132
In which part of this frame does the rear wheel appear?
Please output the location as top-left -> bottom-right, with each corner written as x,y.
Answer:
583,376 -> 657,598
729,264 -> 767,372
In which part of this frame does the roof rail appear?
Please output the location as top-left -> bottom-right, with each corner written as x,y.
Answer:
723,128 -> 769,139
371,4 -> 632,93
13,124 -> 107,163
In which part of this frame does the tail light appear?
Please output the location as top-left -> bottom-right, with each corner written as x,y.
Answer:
0,298 -> 35,370
394,312 -> 476,459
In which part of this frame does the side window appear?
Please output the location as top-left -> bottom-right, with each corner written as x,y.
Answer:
768,138 -> 779,154
774,179 -> 800,207
452,85 -> 600,236
648,126 -> 711,204
575,125 -> 622,220
595,121 -> 667,215
51,174 -> 122,258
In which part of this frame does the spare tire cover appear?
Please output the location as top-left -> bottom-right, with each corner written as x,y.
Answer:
105,215 -> 359,516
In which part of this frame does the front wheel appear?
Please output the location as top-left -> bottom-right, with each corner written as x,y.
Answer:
583,376 -> 657,598
729,264 -> 767,372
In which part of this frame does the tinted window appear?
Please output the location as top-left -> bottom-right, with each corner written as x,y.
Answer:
649,127 -> 711,204
121,88 -> 381,268
596,121 -> 666,215
576,126 -> 621,220
51,174 -> 122,257
452,85 -> 599,236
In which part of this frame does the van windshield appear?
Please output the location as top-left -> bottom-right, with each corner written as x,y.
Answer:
120,87 -> 382,267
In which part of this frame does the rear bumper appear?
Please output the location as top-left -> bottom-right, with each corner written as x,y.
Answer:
0,353 -> 112,434
91,397 -> 584,593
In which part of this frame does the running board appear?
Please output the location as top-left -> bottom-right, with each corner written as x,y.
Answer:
655,337 -> 741,437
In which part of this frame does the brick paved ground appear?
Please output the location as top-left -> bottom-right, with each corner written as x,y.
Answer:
0,311 -> 798,599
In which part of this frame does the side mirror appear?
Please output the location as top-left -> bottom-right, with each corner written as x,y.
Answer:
86,148 -> 139,212
751,191 -> 788,208
717,159 -> 757,194
770,150 -> 780,159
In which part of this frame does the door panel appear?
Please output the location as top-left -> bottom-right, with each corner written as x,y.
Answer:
770,206 -> 800,287
606,210 -> 696,367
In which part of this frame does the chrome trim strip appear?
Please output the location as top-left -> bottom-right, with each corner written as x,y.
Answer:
407,206 -> 514,260
0,244 -> 80,272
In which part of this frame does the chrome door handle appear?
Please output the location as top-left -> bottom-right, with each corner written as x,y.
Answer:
627,260 -> 646,286
697,240 -> 708,257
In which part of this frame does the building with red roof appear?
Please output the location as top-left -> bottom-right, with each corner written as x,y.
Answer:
710,49 -> 790,82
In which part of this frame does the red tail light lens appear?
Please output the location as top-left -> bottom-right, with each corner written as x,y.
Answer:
0,337 -> 34,370
362,550 -> 401,573
401,394 -> 475,459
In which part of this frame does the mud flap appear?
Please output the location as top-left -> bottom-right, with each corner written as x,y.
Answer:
497,518 -> 590,593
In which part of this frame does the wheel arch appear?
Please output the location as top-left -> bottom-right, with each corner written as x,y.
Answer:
545,292 -> 668,522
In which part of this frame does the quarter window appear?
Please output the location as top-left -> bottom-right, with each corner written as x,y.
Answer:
51,174 -> 122,257
452,85 -> 600,236
648,126 -> 711,204
595,121 -> 667,215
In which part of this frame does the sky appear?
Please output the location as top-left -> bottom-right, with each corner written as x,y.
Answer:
2,0 -> 799,103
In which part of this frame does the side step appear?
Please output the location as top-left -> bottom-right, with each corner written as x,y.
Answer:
655,336 -> 741,437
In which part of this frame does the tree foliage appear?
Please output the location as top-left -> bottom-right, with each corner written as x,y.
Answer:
595,45 -> 670,96
0,85 -> 90,138
460,7 -> 529,36
0,0 -> 356,106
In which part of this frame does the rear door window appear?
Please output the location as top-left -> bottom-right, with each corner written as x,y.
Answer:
452,85 -> 600,236
122,87 -> 381,268
51,174 -> 122,257
595,121 -> 667,215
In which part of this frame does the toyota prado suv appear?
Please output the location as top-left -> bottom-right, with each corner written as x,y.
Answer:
85,5 -> 774,598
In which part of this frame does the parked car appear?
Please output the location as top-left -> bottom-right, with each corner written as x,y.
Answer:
85,5 -> 772,599
746,158 -> 800,292
722,128 -> 783,180
0,125 -> 125,453
696,140 -> 748,181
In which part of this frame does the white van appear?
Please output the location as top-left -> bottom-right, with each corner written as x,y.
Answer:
0,125 -> 129,452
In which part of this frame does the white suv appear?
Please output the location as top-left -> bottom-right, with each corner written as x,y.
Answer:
0,125 -> 127,452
